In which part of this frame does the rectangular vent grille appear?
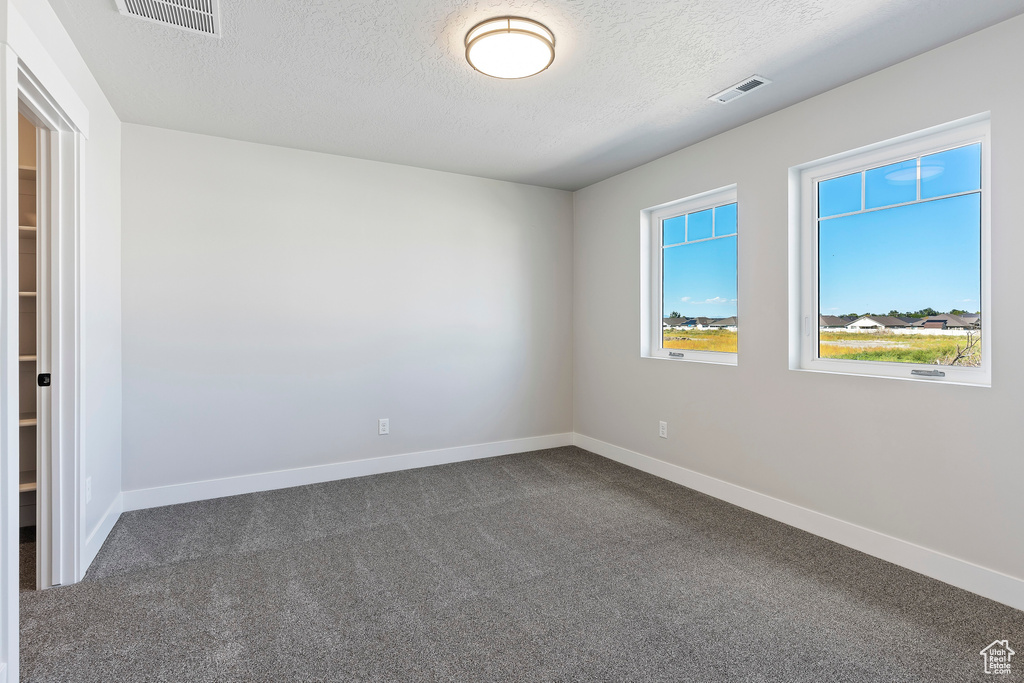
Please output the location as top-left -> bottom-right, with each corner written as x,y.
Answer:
709,75 -> 772,104
115,0 -> 221,37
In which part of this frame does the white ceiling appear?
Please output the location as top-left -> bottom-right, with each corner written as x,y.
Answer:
48,0 -> 1024,190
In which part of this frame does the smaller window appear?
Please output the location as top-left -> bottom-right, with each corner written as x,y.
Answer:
642,186 -> 738,365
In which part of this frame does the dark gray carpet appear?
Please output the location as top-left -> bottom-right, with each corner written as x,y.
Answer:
20,447 -> 1024,682
20,526 -> 35,592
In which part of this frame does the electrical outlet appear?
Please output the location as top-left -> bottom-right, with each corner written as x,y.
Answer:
659,421 -> 668,439
85,477 -> 92,503
378,418 -> 390,435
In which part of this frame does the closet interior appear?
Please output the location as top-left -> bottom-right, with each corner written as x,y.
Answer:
18,112 -> 39,590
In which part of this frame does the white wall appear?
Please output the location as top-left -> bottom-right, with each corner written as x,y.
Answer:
574,16 -> 1024,597
121,125 -> 573,494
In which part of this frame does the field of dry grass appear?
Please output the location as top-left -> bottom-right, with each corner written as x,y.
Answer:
663,329 -> 737,353
818,331 -> 981,366
662,329 -> 981,365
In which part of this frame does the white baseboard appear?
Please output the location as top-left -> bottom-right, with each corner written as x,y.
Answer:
573,433 -> 1024,612
82,493 -> 123,576
122,433 -> 574,512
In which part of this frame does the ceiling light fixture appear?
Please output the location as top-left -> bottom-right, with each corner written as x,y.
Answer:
465,17 -> 555,79
884,165 -> 944,182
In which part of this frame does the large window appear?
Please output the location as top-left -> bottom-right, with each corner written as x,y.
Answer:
643,186 -> 737,365
792,115 -> 990,385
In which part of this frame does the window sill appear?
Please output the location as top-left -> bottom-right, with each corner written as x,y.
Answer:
643,352 -> 737,366
790,363 -> 990,388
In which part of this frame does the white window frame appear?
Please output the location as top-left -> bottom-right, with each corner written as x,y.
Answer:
789,114 -> 991,387
641,184 -> 738,365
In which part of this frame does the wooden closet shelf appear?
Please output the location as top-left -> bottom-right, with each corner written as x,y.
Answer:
19,225 -> 37,233
19,355 -> 37,362
19,471 -> 36,493
19,292 -> 37,297
19,414 -> 37,427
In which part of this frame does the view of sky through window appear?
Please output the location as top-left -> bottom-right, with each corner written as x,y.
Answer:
661,202 -> 737,354
816,142 -> 982,366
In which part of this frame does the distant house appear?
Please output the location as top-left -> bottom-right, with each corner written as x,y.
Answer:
707,317 -> 738,330
846,315 -> 911,330
908,314 -> 977,330
662,316 -> 732,330
819,315 -> 855,329
960,313 -> 981,327
662,317 -> 688,330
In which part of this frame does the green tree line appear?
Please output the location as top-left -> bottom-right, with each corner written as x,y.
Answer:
836,307 -> 980,318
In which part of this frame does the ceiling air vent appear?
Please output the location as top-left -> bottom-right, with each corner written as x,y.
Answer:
709,75 -> 772,104
114,0 -> 221,37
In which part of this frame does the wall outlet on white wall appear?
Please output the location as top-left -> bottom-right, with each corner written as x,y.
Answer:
378,418 -> 390,435
85,476 -> 92,503
659,421 -> 668,439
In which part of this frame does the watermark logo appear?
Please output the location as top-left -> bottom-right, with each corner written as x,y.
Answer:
980,640 -> 1015,675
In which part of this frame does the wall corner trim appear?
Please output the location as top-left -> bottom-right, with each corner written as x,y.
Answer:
82,493 -> 123,575
572,432 -> 1024,612
122,433 -> 574,512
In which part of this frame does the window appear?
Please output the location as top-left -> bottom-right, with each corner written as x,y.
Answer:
792,115 -> 990,386
642,185 -> 738,365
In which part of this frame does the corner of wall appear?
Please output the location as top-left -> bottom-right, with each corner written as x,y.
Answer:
82,492 -> 122,575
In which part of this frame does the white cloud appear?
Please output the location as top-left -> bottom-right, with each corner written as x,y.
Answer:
680,297 -> 691,302
690,296 -> 733,305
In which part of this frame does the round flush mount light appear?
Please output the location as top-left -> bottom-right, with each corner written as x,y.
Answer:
465,17 -> 555,79
885,165 -> 944,182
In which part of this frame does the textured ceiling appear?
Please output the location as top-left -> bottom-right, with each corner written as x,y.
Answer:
48,0 -> 1024,190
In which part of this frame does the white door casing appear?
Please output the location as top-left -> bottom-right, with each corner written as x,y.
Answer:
17,54 -> 83,589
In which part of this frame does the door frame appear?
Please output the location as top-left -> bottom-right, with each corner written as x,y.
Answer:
17,55 -> 83,589
0,44 -> 18,683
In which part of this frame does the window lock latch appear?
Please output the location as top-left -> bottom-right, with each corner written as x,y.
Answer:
37,373 -> 51,387
911,369 -> 945,378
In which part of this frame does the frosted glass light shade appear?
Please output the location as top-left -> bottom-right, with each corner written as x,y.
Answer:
465,17 -> 555,79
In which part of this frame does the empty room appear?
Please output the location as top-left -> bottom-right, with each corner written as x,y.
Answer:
2,0 -> 1024,681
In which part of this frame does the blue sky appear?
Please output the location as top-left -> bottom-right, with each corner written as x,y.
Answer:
662,203 -> 737,318
819,144 -> 981,316
660,144 -> 981,321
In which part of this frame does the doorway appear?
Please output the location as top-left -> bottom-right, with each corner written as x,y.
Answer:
16,111 -> 43,591
11,64 -> 84,593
